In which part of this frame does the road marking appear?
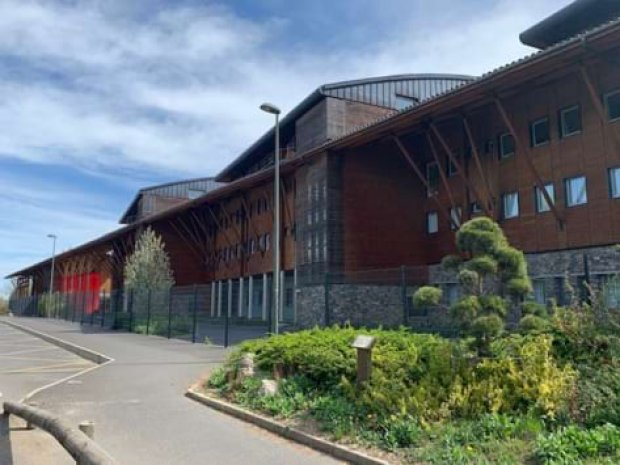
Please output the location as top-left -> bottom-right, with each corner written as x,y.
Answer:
0,347 -> 64,356
0,361 -> 92,374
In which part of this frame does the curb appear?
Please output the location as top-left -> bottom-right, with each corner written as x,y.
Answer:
0,319 -> 113,365
185,388 -> 390,465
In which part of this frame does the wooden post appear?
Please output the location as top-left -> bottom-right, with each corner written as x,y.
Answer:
352,335 -> 376,388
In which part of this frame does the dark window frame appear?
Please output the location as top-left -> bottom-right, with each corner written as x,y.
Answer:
604,89 -> 620,122
609,166 -> 620,199
559,105 -> 582,138
502,191 -> 520,219
499,132 -> 515,158
564,175 -> 588,207
530,117 -> 550,147
426,211 -> 439,234
535,182 -> 555,213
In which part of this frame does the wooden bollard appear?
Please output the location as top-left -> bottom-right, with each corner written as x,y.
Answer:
351,335 -> 375,388
78,421 -> 95,439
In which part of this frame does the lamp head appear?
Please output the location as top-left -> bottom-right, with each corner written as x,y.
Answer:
47,234 -> 57,239
260,103 -> 281,115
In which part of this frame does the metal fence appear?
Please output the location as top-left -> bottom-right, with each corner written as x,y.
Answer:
8,285 -> 270,347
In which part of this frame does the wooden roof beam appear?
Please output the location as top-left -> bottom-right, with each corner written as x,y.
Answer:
391,135 -> 455,228
462,115 -> 496,218
425,132 -> 458,214
494,97 -> 564,229
429,122 -> 493,219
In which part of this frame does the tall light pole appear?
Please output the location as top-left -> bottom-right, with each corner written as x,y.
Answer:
260,102 -> 281,334
47,234 -> 57,311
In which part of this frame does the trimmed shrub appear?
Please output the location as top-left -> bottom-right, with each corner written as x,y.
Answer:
470,315 -> 504,343
519,315 -> 550,334
521,301 -> 548,318
412,286 -> 443,310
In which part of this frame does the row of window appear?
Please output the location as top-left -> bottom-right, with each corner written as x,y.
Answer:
426,167 -> 620,233
304,231 -> 328,264
425,89 -> 620,188
217,233 -> 271,263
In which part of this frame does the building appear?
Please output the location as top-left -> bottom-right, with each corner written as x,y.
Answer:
8,0 -> 620,329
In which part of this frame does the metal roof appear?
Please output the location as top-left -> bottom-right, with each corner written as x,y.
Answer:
119,177 -> 222,224
215,74 -> 474,182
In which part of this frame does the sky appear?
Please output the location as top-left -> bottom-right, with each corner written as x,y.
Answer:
0,0 -> 572,293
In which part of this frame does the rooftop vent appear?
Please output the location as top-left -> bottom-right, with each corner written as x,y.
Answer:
520,0 -> 620,49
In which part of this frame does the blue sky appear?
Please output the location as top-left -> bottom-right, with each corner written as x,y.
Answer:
0,0 -> 570,293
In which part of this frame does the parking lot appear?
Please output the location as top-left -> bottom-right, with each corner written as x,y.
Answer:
0,323 -> 94,403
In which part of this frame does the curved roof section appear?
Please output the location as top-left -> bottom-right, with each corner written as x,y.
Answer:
215,73 -> 474,182
520,0 -> 620,49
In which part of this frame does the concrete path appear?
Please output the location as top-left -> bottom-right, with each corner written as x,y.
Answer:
0,317 -> 343,465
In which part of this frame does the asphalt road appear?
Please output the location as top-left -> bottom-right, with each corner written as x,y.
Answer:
0,317 -> 343,465
0,323 -> 94,403
0,323 -> 90,465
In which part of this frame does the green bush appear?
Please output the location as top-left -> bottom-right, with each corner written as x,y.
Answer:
573,364 -> 620,427
535,423 -> 620,464
521,301 -> 548,318
466,256 -> 498,276
519,315 -> 550,334
451,296 -> 482,324
412,286 -> 443,310
480,295 -> 509,317
0,297 -> 8,315
471,315 -> 504,342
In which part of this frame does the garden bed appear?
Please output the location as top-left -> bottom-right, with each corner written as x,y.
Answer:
200,322 -> 619,465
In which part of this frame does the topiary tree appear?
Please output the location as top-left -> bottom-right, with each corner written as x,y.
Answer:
412,286 -> 443,312
124,226 -> 175,292
445,217 -> 532,348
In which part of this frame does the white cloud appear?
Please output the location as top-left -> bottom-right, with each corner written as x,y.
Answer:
0,0 -> 571,176
0,170 -> 118,286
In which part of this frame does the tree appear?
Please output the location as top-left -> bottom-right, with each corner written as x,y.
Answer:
446,217 -> 532,348
0,296 -> 8,315
124,227 -> 175,291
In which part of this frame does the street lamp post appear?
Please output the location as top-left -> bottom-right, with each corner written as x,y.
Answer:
260,102 -> 281,335
47,234 -> 57,315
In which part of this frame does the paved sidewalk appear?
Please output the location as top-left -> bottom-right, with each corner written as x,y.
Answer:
0,317 -> 343,465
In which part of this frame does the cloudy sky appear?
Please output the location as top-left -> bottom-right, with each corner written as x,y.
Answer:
0,0 -> 570,290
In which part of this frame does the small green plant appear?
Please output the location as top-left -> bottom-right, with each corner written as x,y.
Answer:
535,423 -> 620,464
412,286 -> 443,310
518,315 -> 550,334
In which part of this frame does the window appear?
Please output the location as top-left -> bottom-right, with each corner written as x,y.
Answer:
530,118 -> 550,147
265,233 -> 271,251
565,176 -> 588,207
426,162 -> 439,196
447,157 -> 458,177
450,207 -> 462,230
187,189 -> 205,200
532,279 -> 546,305
604,276 -> 620,309
559,105 -> 581,137
444,283 -> 460,305
605,89 -> 620,121
470,202 -> 482,215
427,212 -> 439,234
502,191 -> 519,219
394,94 -> 417,110
535,183 -> 555,213
499,133 -> 515,158
609,167 -> 620,199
